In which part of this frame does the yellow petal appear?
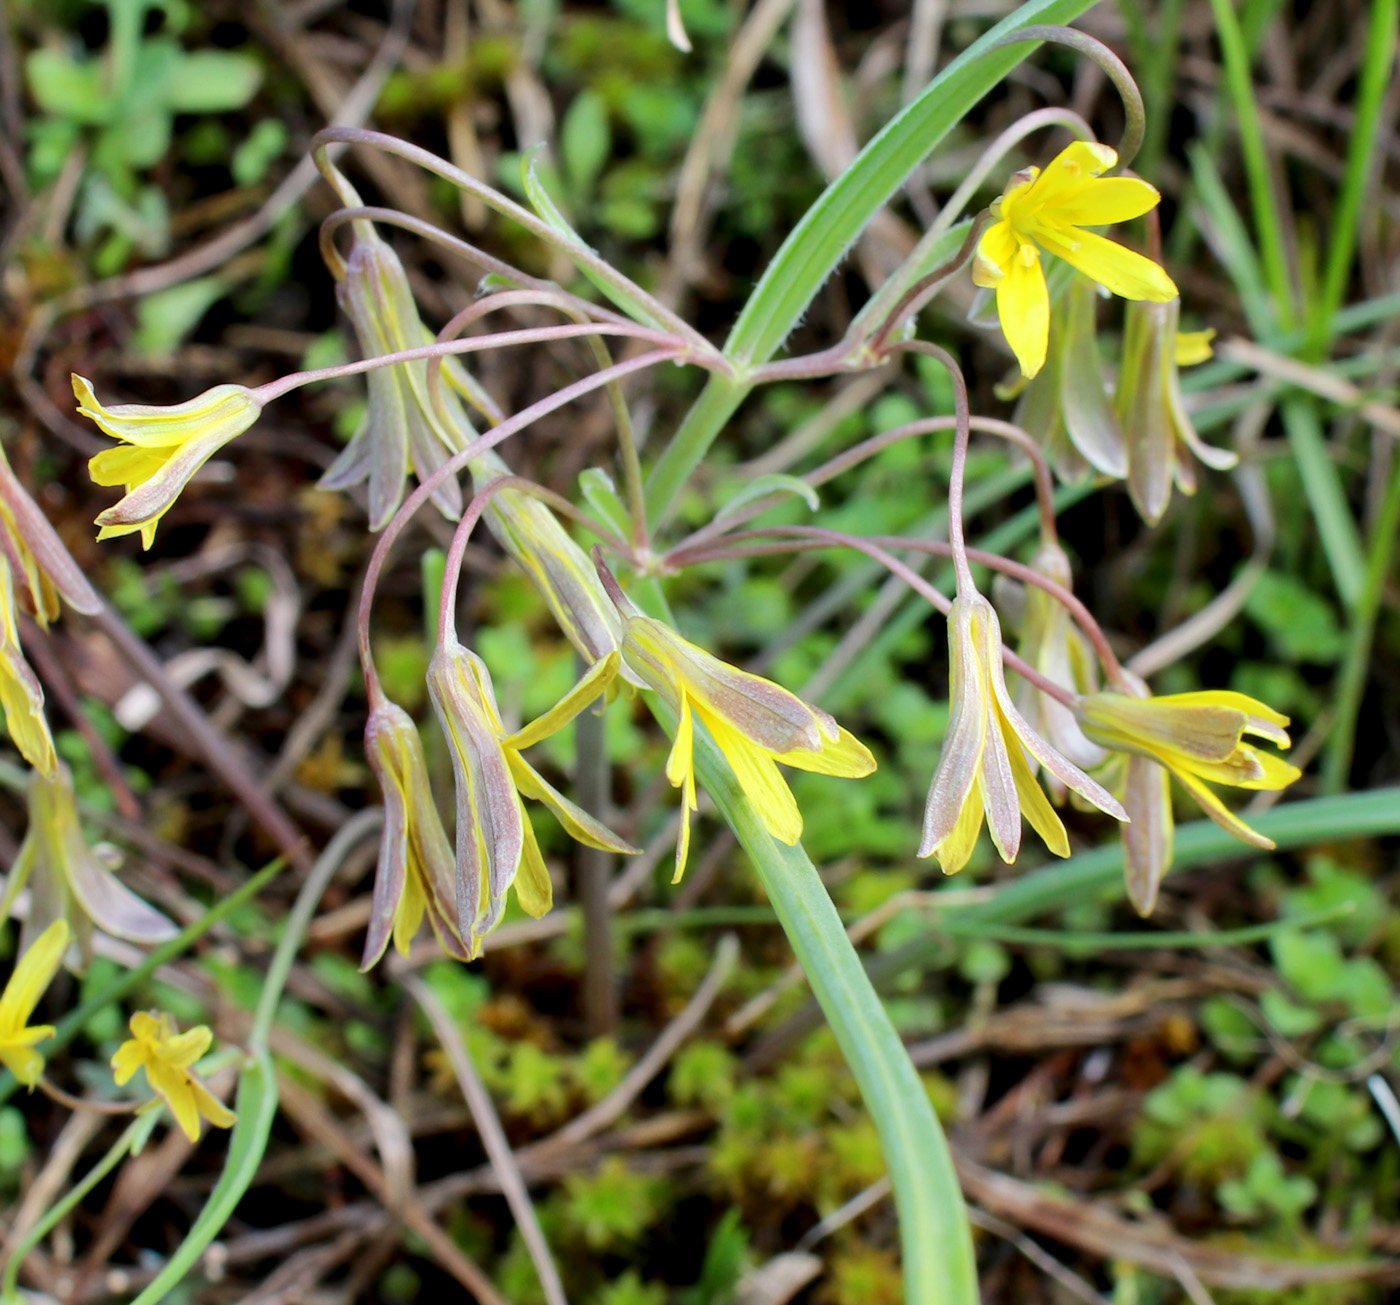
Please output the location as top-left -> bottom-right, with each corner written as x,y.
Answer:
1047,177 -> 1162,227
673,767 -> 696,884
1175,329 -> 1216,366
0,918 -> 68,1034
1039,228 -> 1177,302
148,1062 -> 204,1141
111,1039 -> 147,1086
0,1044 -> 45,1089
702,708 -> 803,845
188,1078 -> 237,1131
514,815 -> 554,918
393,865 -> 427,958
88,444 -> 168,489
930,781 -> 984,876
995,250 -> 1051,378
1171,768 -> 1275,849
773,725 -> 877,778
503,651 -> 620,751
1026,141 -> 1119,206
1007,737 -> 1069,858
161,1024 -> 214,1070
666,694 -> 695,790
972,219 -> 1019,288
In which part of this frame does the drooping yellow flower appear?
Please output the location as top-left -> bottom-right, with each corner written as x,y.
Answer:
111,1011 -> 236,1142
595,558 -> 875,879
973,141 -> 1177,379
1076,682 -> 1300,870
2,763 -> 178,967
361,698 -> 473,969
0,555 -> 57,776
1116,299 -> 1235,524
426,644 -> 637,956
321,227 -> 493,529
0,919 -> 68,1088
73,375 -> 263,548
920,593 -> 1126,874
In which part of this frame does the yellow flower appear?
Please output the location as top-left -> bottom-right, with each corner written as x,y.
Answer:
74,375 -> 263,548
0,442 -> 102,627
973,141 -> 1177,379
595,560 -> 875,879
361,698 -> 473,969
111,1011 -> 236,1142
2,763 -> 177,967
0,556 -> 56,776
426,643 -> 637,955
1076,682 -> 1300,865
1116,300 -> 1235,524
920,593 -> 1125,874
0,919 -> 68,1088
321,228 -> 490,529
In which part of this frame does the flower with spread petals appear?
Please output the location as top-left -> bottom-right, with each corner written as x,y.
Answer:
112,1011 -> 236,1142
427,642 -> 637,954
920,592 -> 1126,874
0,555 -> 56,775
0,919 -> 68,1088
973,141 -> 1177,379
361,697 -> 472,969
74,375 -> 263,548
595,558 -> 875,879
1075,680 -> 1300,911
470,450 -> 635,679
1116,299 -> 1235,524
1013,273 -> 1127,483
0,443 -> 102,627
1,763 -> 177,967
321,227 -> 493,529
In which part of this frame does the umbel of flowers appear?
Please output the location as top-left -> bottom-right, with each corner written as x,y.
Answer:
62,126 -> 1304,970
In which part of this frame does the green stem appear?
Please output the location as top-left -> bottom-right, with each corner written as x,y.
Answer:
692,729 -> 977,1305
643,0 -> 1095,526
1309,0 -> 1397,355
1206,0 -> 1296,330
1,1113 -> 157,1300
1281,397 -> 1365,610
1321,453 -> 1400,793
0,857 -> 285,1107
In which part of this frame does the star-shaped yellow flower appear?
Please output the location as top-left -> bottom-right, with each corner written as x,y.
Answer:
973,141 -> 1177,379
0,920 -> 68,1089
111,1011 -> 236,1142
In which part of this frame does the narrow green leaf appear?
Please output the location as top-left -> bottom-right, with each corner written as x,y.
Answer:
713,474 -> 820,521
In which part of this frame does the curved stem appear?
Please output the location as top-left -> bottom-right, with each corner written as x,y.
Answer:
356,350 -> 680,692
311,129 -> 720,359
866,214 -> 988,357
254,323 -> 693,405
990,26 -> 1145,171
673,526 -> 1079,706
907,342 -> 975,591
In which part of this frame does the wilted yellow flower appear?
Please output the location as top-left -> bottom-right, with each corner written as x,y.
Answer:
0,919 -> 68,1088
321,227 -> 490,529
74,375 -> 263,548
112,1011 -> 236,1142
921,593 -> 1126,874
596,559 -> 875,879
1076,683 -> 1300,869
0,556 -> 56,776
974,141 -> 1177,378
2,763 -> 177,966
0,443 -> 102,627
1116,299 -> 1235,524
361,698 -> 472,969
427,642 -> 637,955
470,450 -> 634,677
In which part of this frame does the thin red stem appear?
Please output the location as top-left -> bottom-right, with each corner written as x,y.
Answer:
357,349 -> 679,699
